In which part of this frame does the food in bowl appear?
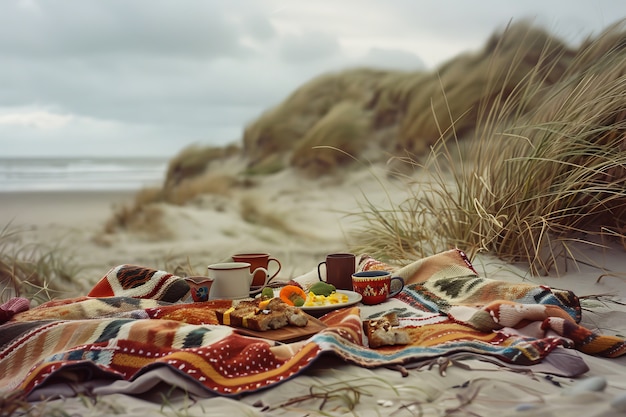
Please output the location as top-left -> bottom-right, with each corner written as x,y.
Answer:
304,291 -> 349,306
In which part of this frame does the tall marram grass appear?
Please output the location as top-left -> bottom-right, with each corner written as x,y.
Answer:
351,21 -> 626,275
0,224 -> 82,304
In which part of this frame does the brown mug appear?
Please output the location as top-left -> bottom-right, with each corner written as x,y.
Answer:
317,253 -> 356,291
232,253 -> 282,287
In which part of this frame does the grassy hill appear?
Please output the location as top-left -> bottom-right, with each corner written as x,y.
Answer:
110,20 -> 626,275
241,21 -> 587,175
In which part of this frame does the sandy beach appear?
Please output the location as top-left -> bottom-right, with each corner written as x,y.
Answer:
1,190 -> 136,226
1,190 -> 139,291
0,164 -> 411,286
2,163 -> 626,417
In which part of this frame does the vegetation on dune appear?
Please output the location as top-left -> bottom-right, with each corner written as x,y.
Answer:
290,101 -> 370,175
163,143 -> 241,189
351,21 -> 626,275
244,21 -> 578,172
99,20 -> 626,275
242,68 -> 388,173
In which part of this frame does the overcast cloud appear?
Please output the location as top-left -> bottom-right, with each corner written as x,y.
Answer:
1,0 -> 624,157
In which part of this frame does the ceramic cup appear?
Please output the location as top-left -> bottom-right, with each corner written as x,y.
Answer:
207,262 -> 269,299
352,270 -> 404,305
184,276 -> 214,302
317,253 -> 356,291
231,253 -> 282,287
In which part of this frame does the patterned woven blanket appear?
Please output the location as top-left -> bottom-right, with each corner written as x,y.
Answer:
1,249 -> 624,399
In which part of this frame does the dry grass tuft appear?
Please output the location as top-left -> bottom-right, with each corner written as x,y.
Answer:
0,224 -> 82,304
395,20 -> 573,155
164,143 -> 240,189
351,21 -> 626,275
104,187 -> 163,231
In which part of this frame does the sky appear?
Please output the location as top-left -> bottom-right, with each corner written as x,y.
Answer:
1,0 -> 625,158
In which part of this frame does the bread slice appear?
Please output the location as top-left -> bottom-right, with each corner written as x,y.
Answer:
363,312 -> 411,348
215,298 -> 308,331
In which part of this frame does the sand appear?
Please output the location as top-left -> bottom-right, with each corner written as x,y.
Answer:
2,164 -> 626,416
1,190 -> 136,226
1,164 -> 413,284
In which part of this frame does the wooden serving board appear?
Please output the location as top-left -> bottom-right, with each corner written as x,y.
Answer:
232,313 -> 327,343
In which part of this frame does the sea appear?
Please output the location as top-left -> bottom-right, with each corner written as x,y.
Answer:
0,157 -> 169,192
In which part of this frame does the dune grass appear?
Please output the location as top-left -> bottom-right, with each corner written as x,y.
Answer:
0,224 -> 82,305
242,68 -> 389,170
350,22 -> 626,275
241,21 -> 582,175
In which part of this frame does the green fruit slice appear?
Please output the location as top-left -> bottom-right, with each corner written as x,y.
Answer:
261,287 -> 274,299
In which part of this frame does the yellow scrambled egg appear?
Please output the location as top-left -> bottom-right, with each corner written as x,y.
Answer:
303,291 -> 349,306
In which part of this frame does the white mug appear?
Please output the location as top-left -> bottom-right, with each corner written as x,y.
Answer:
207,262 -> 269,299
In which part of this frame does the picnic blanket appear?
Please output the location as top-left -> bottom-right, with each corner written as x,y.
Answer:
1,249 -> 624,400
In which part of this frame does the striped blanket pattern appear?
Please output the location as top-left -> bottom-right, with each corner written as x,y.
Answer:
1,249 -> 624,398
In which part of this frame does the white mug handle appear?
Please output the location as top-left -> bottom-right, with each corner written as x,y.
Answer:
248,267 -> 269,295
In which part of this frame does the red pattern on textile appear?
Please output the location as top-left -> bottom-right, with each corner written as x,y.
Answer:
0,297 -> 30,324
2,250 -> 624,399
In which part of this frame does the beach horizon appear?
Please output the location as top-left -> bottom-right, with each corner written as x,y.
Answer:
0,156 -> 167,193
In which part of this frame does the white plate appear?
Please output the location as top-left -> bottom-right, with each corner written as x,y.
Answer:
299,290 -> 362,313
